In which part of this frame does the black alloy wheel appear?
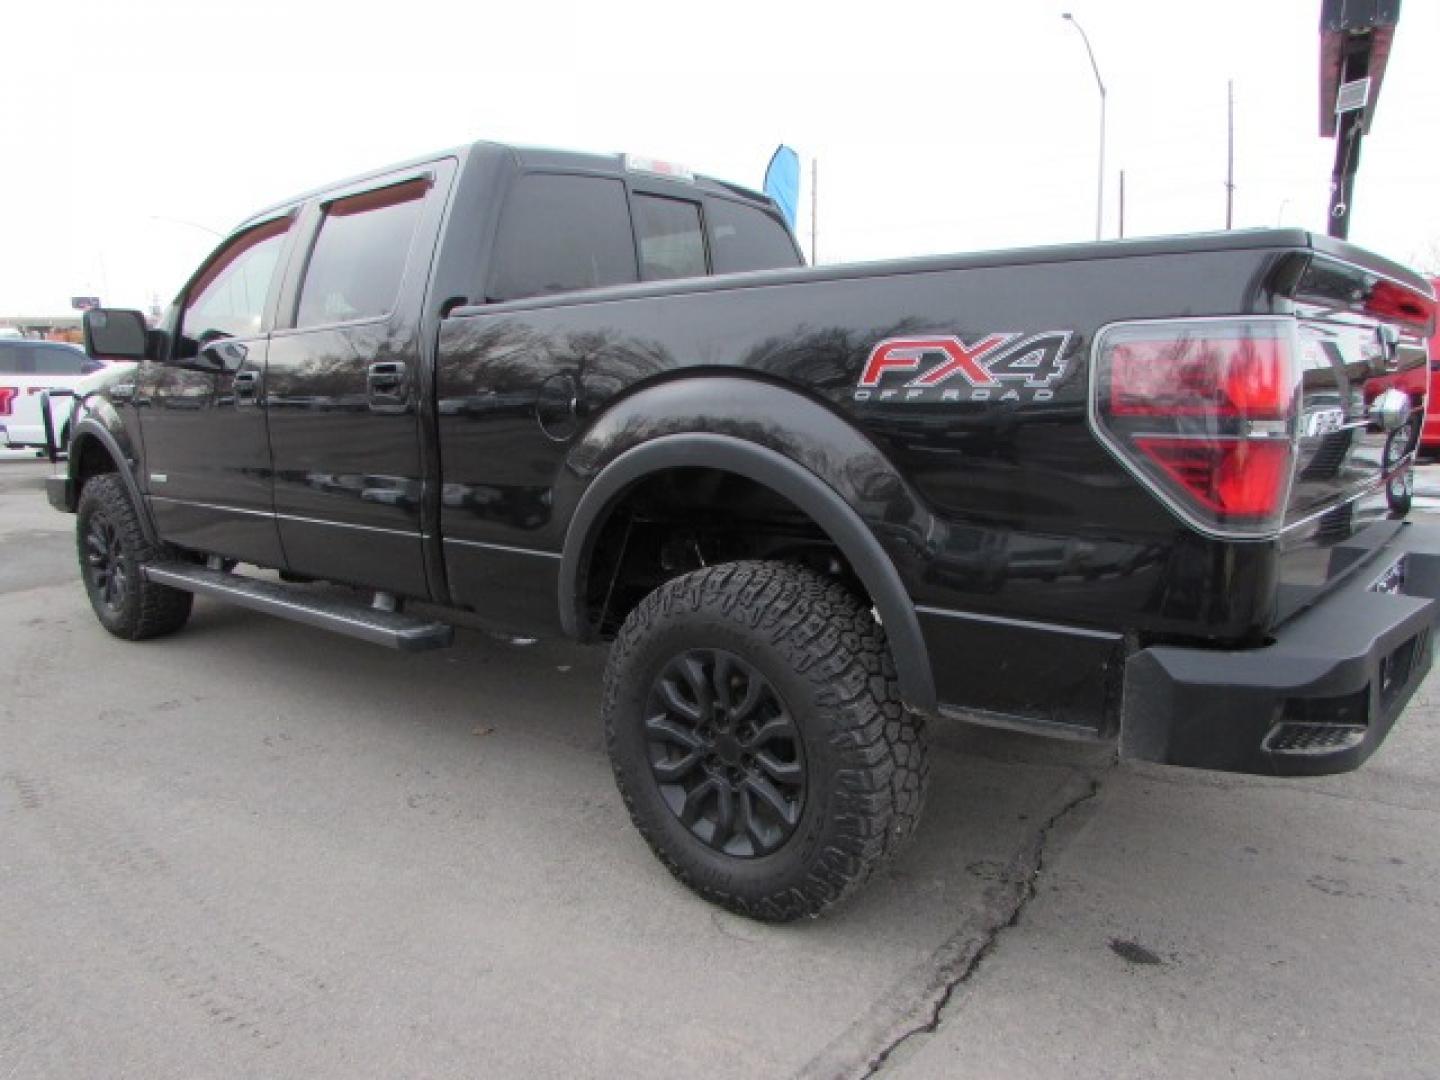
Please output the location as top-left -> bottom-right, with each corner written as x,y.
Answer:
645,648 -> 805,858
84,513 -> 129,616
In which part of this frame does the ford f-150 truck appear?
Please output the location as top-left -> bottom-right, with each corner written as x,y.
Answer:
50,140 -> 1440,920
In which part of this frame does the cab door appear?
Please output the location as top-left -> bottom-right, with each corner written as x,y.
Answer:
263,161 -> 454,597
137,214 -> 296,566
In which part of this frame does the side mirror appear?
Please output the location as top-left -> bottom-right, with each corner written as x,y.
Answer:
83,308 -> 149,361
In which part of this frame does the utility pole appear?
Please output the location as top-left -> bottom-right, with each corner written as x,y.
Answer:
1225,79 -> 1235,229
1118,169 -> 1126,239
810,159 -> 818,265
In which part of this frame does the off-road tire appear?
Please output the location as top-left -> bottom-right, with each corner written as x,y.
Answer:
76,474 -> 193,640
603,561 -> 929,921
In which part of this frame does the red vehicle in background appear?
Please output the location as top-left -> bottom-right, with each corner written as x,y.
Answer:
1423,277 -> 1440,455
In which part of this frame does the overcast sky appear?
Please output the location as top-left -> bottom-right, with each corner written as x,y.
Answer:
3,0 -> 1437,316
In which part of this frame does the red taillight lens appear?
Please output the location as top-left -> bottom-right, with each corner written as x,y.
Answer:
1092,319 -> 1298,536
1131,438 -> 1293,518
1109,337 -> 1290,419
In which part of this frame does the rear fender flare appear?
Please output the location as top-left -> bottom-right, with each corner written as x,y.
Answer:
559,430 -> 937,715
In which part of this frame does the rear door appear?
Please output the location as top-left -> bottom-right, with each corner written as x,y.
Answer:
264,160 -> 454,597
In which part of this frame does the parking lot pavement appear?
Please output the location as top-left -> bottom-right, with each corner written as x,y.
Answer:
2,456 -> 1438,1079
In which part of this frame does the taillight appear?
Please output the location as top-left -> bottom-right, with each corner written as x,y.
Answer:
1091,319 -> 1298,536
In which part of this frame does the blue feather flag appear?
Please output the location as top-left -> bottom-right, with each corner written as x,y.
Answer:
764,145 -> 801,228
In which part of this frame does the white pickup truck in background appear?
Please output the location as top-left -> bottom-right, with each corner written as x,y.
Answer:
0,339 -> 115,453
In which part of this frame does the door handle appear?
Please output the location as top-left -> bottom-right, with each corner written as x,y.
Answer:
233,370 -> 260,399
368,362 -> 406,391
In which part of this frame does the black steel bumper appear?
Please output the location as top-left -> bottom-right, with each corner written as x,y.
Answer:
46,474 -> 75,513
1122,522 -> 1440,776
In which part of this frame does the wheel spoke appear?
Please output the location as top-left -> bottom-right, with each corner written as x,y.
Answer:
737,787 -> 765,853
745,773 -> 800,826
745,715 -> 796,750
650,749 -> 703,783
754,750 -> 803,785
678,656 -> 714,716
679,777 -> 721,827
657,675 -> 703,723
645,713 -> 703,751
729,666 -> 765,724
709,783 -> 735,849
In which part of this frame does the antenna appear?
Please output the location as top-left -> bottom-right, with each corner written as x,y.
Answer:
1225,79 -> 1235,229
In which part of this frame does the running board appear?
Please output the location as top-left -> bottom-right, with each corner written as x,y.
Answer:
143,563 -> 454,651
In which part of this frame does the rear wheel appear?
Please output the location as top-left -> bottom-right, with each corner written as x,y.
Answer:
76,474 -> 193,640
603,561 -> 928,921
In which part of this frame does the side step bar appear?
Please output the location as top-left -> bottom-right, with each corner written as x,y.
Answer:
143,563 -> 454,652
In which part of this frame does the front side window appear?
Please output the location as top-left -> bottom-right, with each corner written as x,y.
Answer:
489,174 -> 638,302
295,178 -> 429,329
181,218 -> 292,345
634,195 -> 706,281
707,199 -> 802,274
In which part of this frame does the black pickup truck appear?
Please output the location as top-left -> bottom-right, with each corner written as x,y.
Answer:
51,140 -> 1440,920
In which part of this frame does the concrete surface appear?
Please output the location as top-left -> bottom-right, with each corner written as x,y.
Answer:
1,457 -> 1438,1079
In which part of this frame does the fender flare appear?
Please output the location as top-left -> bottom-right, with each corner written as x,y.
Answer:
558,432 -> 937,715
70,417 -> 159,545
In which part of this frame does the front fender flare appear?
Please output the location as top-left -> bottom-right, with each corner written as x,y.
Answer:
69,416 -> 159,545
559,433 -> 937,715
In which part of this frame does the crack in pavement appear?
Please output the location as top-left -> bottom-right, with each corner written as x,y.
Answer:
794,764 -> 1109,1080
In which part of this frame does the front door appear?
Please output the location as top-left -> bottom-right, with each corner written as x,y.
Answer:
137,215 -> 295,567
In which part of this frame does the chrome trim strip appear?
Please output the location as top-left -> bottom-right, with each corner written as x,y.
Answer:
915,605 -> 1123,642
149,496 -> 429,539
443,536 -> 563,560
277,511 -> 428,539
149,495 -> 271,519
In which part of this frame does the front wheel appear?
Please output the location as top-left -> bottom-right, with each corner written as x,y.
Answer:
603,561 -> 929,921
76,474 -> 193,640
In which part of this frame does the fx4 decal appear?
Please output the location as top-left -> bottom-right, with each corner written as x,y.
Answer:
854,331 -> 1073,403
0,387 -> 16,416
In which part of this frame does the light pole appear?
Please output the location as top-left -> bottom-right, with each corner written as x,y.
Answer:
1062,12 -> 1107,241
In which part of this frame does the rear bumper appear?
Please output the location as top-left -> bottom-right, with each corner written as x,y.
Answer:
1122,521 -> 1440,776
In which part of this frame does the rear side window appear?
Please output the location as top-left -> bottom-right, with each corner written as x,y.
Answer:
634,195 -> 706,281
296,178 -> 429,329
707,199 -> 802,274
30,346 -> 89,375
489,174 -> 638,302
